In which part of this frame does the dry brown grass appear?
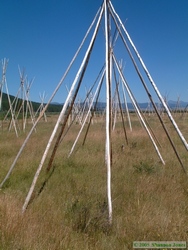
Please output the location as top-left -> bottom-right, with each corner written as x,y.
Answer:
0,113 -> 188,249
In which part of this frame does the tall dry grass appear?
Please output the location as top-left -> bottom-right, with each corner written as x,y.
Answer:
0,113 -> 188,249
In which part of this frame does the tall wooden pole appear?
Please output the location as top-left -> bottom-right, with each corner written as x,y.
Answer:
22,4 -> 104,213
104,0 -> 112,224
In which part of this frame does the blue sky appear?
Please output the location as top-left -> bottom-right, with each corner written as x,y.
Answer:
0,0 -> 188,104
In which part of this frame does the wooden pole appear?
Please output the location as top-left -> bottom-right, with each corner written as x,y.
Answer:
112,60 -> 128,145
2,59 -> 19,137
104,0 -> 112,225
24,78 -> 37,129
22,4 -> 104,212
121,78 -> 132,132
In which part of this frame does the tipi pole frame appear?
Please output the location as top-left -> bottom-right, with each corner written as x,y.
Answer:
18,67 -> 26,132
82,69 -> 105,146
113,53 -> 165,165
23,78 -> 36,129
2,59 -> 19,137
3,84 -> 21,122
110,5 -> 187,173
21,4 -> 104,213
46,3 -> 104,172
47,40 -> 98,171
61,66 -> 105,146
109,0 -> 188,151
39,91 -> 47,122
68,72 -> 103,157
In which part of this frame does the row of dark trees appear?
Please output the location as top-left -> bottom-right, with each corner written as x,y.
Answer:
0,92 -> 63,117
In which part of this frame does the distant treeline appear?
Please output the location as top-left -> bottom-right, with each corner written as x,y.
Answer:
0,92 -> 63,113
1,92 -> 187,117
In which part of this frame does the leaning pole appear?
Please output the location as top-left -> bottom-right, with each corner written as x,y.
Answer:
21,3 -> 104,213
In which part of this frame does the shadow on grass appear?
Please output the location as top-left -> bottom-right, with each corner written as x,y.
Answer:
67,199 -> 112,235
133,161 -> 159,174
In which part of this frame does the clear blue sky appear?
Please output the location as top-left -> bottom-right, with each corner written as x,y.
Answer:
0,0 -> 188,104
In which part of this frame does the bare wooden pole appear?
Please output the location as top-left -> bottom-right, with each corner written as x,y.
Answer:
2,59 -> 19,137
24,78 -> 36,129
121,77 -> 132,132
104,0 -> 112,225
112,60 -> 128,145
22,4 -> 104,213
0,59 -> 5,111
19,67 -> 25,132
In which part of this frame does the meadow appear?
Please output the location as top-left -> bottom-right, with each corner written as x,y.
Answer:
0,112 -> 188,249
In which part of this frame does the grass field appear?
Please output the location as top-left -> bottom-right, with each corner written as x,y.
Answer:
0,113 -> 188,249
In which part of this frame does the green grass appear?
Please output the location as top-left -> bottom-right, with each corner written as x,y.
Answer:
0,113 -> 188,249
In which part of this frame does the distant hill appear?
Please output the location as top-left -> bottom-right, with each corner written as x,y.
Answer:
1,92 -> 188,114
167,100 -> 188,109
0,92 -> 63,113
93,101 -> 188,111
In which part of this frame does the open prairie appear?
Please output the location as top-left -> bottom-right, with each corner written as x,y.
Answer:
0,113 -> 188,249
